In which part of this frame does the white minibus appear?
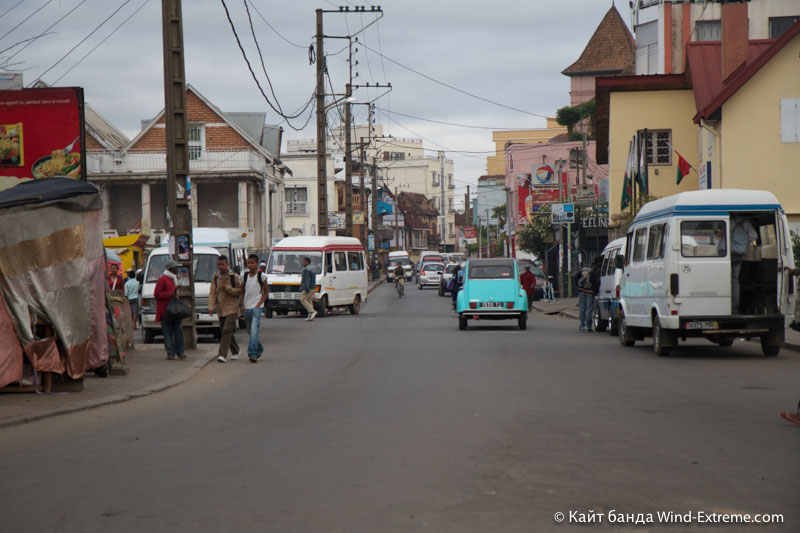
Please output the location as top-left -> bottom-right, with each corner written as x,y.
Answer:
265,236 -> 368,318
618,190 -> 795,356
162,227 -> 248,274
593,237 -> 626,335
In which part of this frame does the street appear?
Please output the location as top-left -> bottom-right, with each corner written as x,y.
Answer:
1,283 -> 799,532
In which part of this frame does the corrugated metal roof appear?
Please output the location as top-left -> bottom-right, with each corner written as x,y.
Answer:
225,112 -> 266,143
261,124 -> 281,155
85,104 -> 129,150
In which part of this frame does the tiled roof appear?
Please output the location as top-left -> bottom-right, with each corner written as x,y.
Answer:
404,214 -> 431,230
477,174 -> 504,182
562,5 -> 634,76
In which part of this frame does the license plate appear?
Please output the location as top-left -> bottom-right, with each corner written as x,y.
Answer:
479,302 -> 505,309
428,277 -> 440,282
686,321 -> 718,330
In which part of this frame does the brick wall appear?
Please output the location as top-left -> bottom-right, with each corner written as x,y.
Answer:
85,132 -> 106,151
130,90 -> 252,152
722,2 -> 749,82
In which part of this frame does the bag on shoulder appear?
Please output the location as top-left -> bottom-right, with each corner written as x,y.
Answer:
165,297 -> 191,320
578,266 -> 593,290
447,277 -> 455,291
243,271 -> 265,293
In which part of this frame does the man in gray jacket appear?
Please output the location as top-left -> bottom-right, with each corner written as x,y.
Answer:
300,257 -> 317,321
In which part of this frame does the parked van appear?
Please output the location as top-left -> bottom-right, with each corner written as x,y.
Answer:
265,236 -> 368,318
618,190 -> 796,356
386,250 -> 412,280
140,246 -> 221,343
162,227 -> 248,274
593,237 -> 626,335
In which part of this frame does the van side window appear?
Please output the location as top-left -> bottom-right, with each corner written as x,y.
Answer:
325,252 -> 333,274
334,252 -> 347,271
347,251 -> 363,271
681,221 -> 727,257
600,253 -> 610,276
606,250 -> 618,274
625,233 -> 634,263
646,224 -> 665,260
632,228 -> 648,262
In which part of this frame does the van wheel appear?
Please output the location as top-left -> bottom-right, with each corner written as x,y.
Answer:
214,327 -> 222,340
761,331 -> 781,356
439,286 -> 444,296
715,338 -> 733,347
458,315 -> 468,330
316,296 -> 328,318
608,314 -> 618,336
264,307 -> 273,319
518,313 -> 527,330
593,306 -> 607,332
618,313 -> 635,347
653,317 -> 672,357
349,295 -> 361,315
143,328 -> 156,344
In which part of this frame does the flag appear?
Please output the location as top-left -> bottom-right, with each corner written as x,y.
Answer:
637,134 -> 649,196
676,151 -> 690,184
621,140 -> 633,210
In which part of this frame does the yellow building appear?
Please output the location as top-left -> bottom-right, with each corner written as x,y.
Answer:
487,119 -> 567,175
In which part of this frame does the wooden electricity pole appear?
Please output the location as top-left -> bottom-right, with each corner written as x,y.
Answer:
315,8 -> 328,236
161,0 -> 195,347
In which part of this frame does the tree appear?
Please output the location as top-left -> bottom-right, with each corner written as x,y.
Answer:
516,205 -> 554,260
558,99 -> 596,140
556,106 -> 581,136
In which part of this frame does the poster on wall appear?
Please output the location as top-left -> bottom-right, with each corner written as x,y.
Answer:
0,87 -> 86,192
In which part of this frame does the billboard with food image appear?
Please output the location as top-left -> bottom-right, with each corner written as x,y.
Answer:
0,87 -> 85,192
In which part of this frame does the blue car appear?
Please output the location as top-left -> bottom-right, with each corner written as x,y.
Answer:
456,258 -> 528,330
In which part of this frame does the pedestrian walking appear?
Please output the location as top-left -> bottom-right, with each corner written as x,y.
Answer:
209,255 -> 242,362
241,254 -> 268,363
107,263 -> 123,291
520,266 -> 536,310
124,269 -> 140,329
450,265 -> 463,310
574,256 -> 602,331
154,259 -> 186,360
300,257 -> 318,321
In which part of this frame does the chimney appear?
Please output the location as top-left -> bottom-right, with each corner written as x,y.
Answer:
721,1 -> 749,82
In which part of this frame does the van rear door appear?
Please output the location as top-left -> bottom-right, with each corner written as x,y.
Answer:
675,218 -> 731,317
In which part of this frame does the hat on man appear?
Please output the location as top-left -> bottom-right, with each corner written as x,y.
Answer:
165,259 -> 179,270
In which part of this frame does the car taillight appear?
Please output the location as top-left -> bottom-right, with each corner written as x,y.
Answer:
616,285 -> 620,299
469,302 -> 477,309
421,270 -> 426,275
506,302 -> 513,309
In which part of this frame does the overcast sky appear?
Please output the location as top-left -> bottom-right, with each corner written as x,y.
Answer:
0,0 -> 629,199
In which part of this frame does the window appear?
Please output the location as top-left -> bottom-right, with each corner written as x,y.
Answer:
639,130 -> 672,165
188,124 -> 204,160
770,16 -> 799,39
781,99 -> 800,143
347,251 -> 363,271
635,21 -> 659,75
448,198 -> 454,212
632,228 -> 648,262
268,251 -> 322,274
334,252 -> 348,271
448,174 -> 453,187
470,264 -> 514,279
646,224 -> 666,260
383,151 -> 405,161
695,20 -> 721,42
432,171 -> 439,186
681,221 -> 727,258
285,187 -> 308,215
448,222 -> 454,238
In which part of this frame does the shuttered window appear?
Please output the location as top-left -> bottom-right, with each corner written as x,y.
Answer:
781,99 -> 800,143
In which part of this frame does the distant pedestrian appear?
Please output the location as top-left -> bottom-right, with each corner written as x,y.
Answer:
520,266 -> 536,310
125,269 -> 140,329
241,254 -> 269,362
300,257 -> 318,321
107,263 -> 123,291
450,265 -> 463,310
154,259 -> 185,360
209,255 -> 242,362
574,256 -> 602,331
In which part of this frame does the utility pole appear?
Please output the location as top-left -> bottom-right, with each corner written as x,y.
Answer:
371,156 -> 378,270
465,185 -> 470,254
344,83 -> 353,237
394,186 -> 399,250
161,0 -> 195,347
359,140 -> 367,248
485,207 -> 490,258
439,150 -> 446,251
478,215 -> 482,258
315,9 -> 328,236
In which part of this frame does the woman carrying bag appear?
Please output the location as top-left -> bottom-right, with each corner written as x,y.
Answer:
155,259 -> 188,360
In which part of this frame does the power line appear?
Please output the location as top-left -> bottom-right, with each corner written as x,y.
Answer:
242,0 -> 288,116
52,0 -> 150,86
0,0 -> 27,22
0,0 -> 55,44
359,42 -> 549,119
4,0 -> 88,64
29,0 -> 131,86
375,107 -> 539,131
244,0 -> 306,49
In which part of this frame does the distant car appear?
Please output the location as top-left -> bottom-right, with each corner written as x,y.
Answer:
417,262 -> 444,289
456,258 -> 528,330
414,255 -> 443,281
517,261 -> 547,301
439,262 -> 462,296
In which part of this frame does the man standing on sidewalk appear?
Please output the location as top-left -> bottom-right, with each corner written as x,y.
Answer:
300,257 -> 317,321
520,266 -> 536,311
209,255 -> 242,362
155,260 -> 186,360
573,256 -> 602,331
241,254 -> 268,363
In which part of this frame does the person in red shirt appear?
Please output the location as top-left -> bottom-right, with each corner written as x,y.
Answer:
520,266 -> 536,311
154,259 -> 185,360
107,263 -> 123,291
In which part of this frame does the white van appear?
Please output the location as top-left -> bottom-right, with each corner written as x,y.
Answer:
618,190 -> 796,356
140,246 -> 221,343
386,250 -> 412,280
162,227 -> 248,275
265,236 -> 368,318
593,237 -> 626,335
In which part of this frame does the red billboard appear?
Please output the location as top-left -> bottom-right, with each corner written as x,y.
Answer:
0,87 -> 86,192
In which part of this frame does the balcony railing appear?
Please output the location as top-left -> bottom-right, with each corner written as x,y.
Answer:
285,202 -> 309,216
87,149 -> 273,175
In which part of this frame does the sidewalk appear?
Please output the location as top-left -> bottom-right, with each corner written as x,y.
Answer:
0,342 -> 218,429
530,297 -> 800,352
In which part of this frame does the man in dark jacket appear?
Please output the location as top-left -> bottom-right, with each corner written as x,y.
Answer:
300,257 -> 317,321
155,259 -> 185,360
574,256 -> 602,331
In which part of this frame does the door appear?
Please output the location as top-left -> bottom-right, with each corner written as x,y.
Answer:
625,227 -> 649,325
332,251 -> 350,304
777,212 -> 794,317
675,218 -> 731,317
347,251 -> 365,302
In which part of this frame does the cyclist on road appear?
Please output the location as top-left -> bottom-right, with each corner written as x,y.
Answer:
393,263 -> 405,295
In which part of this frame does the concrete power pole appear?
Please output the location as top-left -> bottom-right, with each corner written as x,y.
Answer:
344,83 -> 353,237
161,0 -> 195,348
359,141 -> 367,249
439,151 -> 446,251
315,9 -> 328,236
394,187 -> 399,250
371,156 -> 378,267
465,185 -> 470,253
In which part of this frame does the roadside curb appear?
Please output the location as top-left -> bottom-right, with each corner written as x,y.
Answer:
367,279 -> 385,295
0,346 -> 219,430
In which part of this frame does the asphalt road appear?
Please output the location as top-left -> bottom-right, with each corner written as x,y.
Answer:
1,283 -> 799,532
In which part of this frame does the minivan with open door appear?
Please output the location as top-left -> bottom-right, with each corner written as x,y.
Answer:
617,190 -> 795,356
594,237 -> 626,335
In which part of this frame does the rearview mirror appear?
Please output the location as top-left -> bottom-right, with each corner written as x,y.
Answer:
615,255 -> 624,270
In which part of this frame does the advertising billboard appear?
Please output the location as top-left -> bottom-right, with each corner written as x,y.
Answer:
0,87 -> 86,192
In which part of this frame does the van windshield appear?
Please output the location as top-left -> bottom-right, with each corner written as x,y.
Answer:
268,251 -> 322,274
390,257 -> 410,266
145,254 -> 218,283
